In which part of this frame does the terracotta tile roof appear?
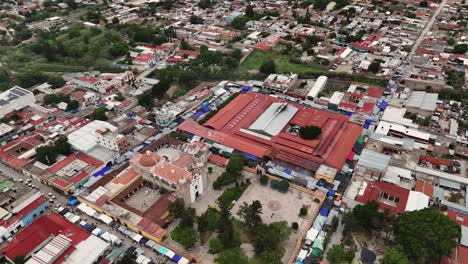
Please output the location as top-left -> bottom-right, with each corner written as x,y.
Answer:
151,162 -> 191,184
415,180 -> 434,198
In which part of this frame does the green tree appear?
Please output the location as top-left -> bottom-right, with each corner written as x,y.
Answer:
237,200 -> 263,230
66,100 -> 80,111
198,0 -> 212,9
299,125 -> 321,140
112,16 -> 119,24
381,245 -> 410,264
327,244 -> 354,264
259,248 -> 284,264
55,136 -> 72,156
171,225 -> 198,248
36,145 -> 58,165
253,221 -> 291,254
342,201 -> 383,234
190,15 -> 204,24
245,5 -> 255,17
218,201 -> 239,249
180,207 -> 196,227
260,175 -> 269,185
226,154 -> 246,175
169,198 -> 185,218
216,247 -> 249,264
137,93 -> 153,109
198,208 -> 219,233
109,42 -> 128,57
152,79 -> 171,99
453,44 -> 468,54
47,75 -> 66,88
14,256 -> 26,264
259,58 -> 277,74
90,108 -> 108,121
419,1 -> 428,7
367,60 -> 381,74
394,208 -> 460,263
231,16 -> 249,30
208,237 -> 223,254
299,206 -> 308,217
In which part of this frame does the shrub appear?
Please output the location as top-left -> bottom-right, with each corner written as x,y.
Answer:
213,172 -> 237,190
292,222 -> 299,230
271,179 -> 289,193
208,237 -> 223,254
299,206 -> 308,217
260,175 -> 269,185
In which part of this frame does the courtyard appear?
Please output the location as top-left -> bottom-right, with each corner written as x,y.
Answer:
124,186 -> 162,212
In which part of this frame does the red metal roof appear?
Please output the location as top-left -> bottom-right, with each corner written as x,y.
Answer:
366,86 -> 384,98
208,154 -> 228,166
178,93 -> 362,170
1,212 -> 89,262
355,181 -> 409,214
420,155 -> 453,167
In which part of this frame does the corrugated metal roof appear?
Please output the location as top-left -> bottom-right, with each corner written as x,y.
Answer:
439,178 -> 461,190
357,149 -> 391,171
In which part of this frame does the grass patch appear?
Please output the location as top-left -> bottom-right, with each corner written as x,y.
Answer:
240,48 -> 328,75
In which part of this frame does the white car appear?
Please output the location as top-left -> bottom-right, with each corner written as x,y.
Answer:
48,193 -> 53,196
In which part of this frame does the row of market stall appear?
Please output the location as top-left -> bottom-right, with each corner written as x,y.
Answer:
57,206 -> 123,246
296,191 -> 344,264
116,225 -> 190,264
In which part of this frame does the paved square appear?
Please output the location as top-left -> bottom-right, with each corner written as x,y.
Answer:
124,186 -> 162,212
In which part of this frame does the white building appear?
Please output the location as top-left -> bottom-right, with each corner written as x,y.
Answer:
67,121 -> 128,164
0,86 -> 36,118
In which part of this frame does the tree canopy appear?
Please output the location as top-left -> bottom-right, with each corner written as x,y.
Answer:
381,245 -> 410,264
259,58 -> 277,74
238,200 -> 263,230
299,125 -> 321,140
226,154 -> 247,175
90,108 -> 108,121
394,208 -> 460,263
327,244 -> 355,264
253,221 -> 291,254
216,247 -> 249,264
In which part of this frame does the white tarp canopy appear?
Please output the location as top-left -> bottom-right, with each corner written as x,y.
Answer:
405,191 -> 430,212
178,258 -> 190,264
71,215 -> 81,224
133,234 -> 143,243
100,232 -> 111,242
64,212 -> 73,219
99,214 -> 114,225
306,228 -> 319,241
136,255 -> 151,264
92,228 -> 102,236
165,250 -> 175,258
297,249 -> 307,260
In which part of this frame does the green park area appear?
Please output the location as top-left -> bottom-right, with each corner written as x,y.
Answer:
239,48 -> 329,75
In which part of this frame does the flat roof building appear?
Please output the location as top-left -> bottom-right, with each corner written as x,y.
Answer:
0,86 -> 36,118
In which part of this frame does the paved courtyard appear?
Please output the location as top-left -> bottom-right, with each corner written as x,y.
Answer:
231,177 -> 321,263
124,186 -> 162,212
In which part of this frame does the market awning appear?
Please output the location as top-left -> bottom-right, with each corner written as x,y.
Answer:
99,214 -> 114,226
178,258 -> 190,264
158,246 -> 169,255
172,254 -> 182,262
133,234 -> 143,243
165,250 -> 175,258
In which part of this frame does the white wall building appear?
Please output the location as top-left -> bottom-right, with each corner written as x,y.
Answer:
0,86 -> 36,118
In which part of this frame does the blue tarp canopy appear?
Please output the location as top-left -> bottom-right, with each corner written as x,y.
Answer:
172,254 -> 182,262
345,111 -> 353,116
140,237 -> 149,244
127,113 -> 135,119
159,246 -> 169,255
379,101 -> 388,110
201,105 -> 211,112
193,111 -> 205,118
284,169 -> 292,175
327,190 -> 336,197
242,152 -> 259,161
93,166 -> 111,177
364,119 -> 373,129
319,208 -> 329,216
